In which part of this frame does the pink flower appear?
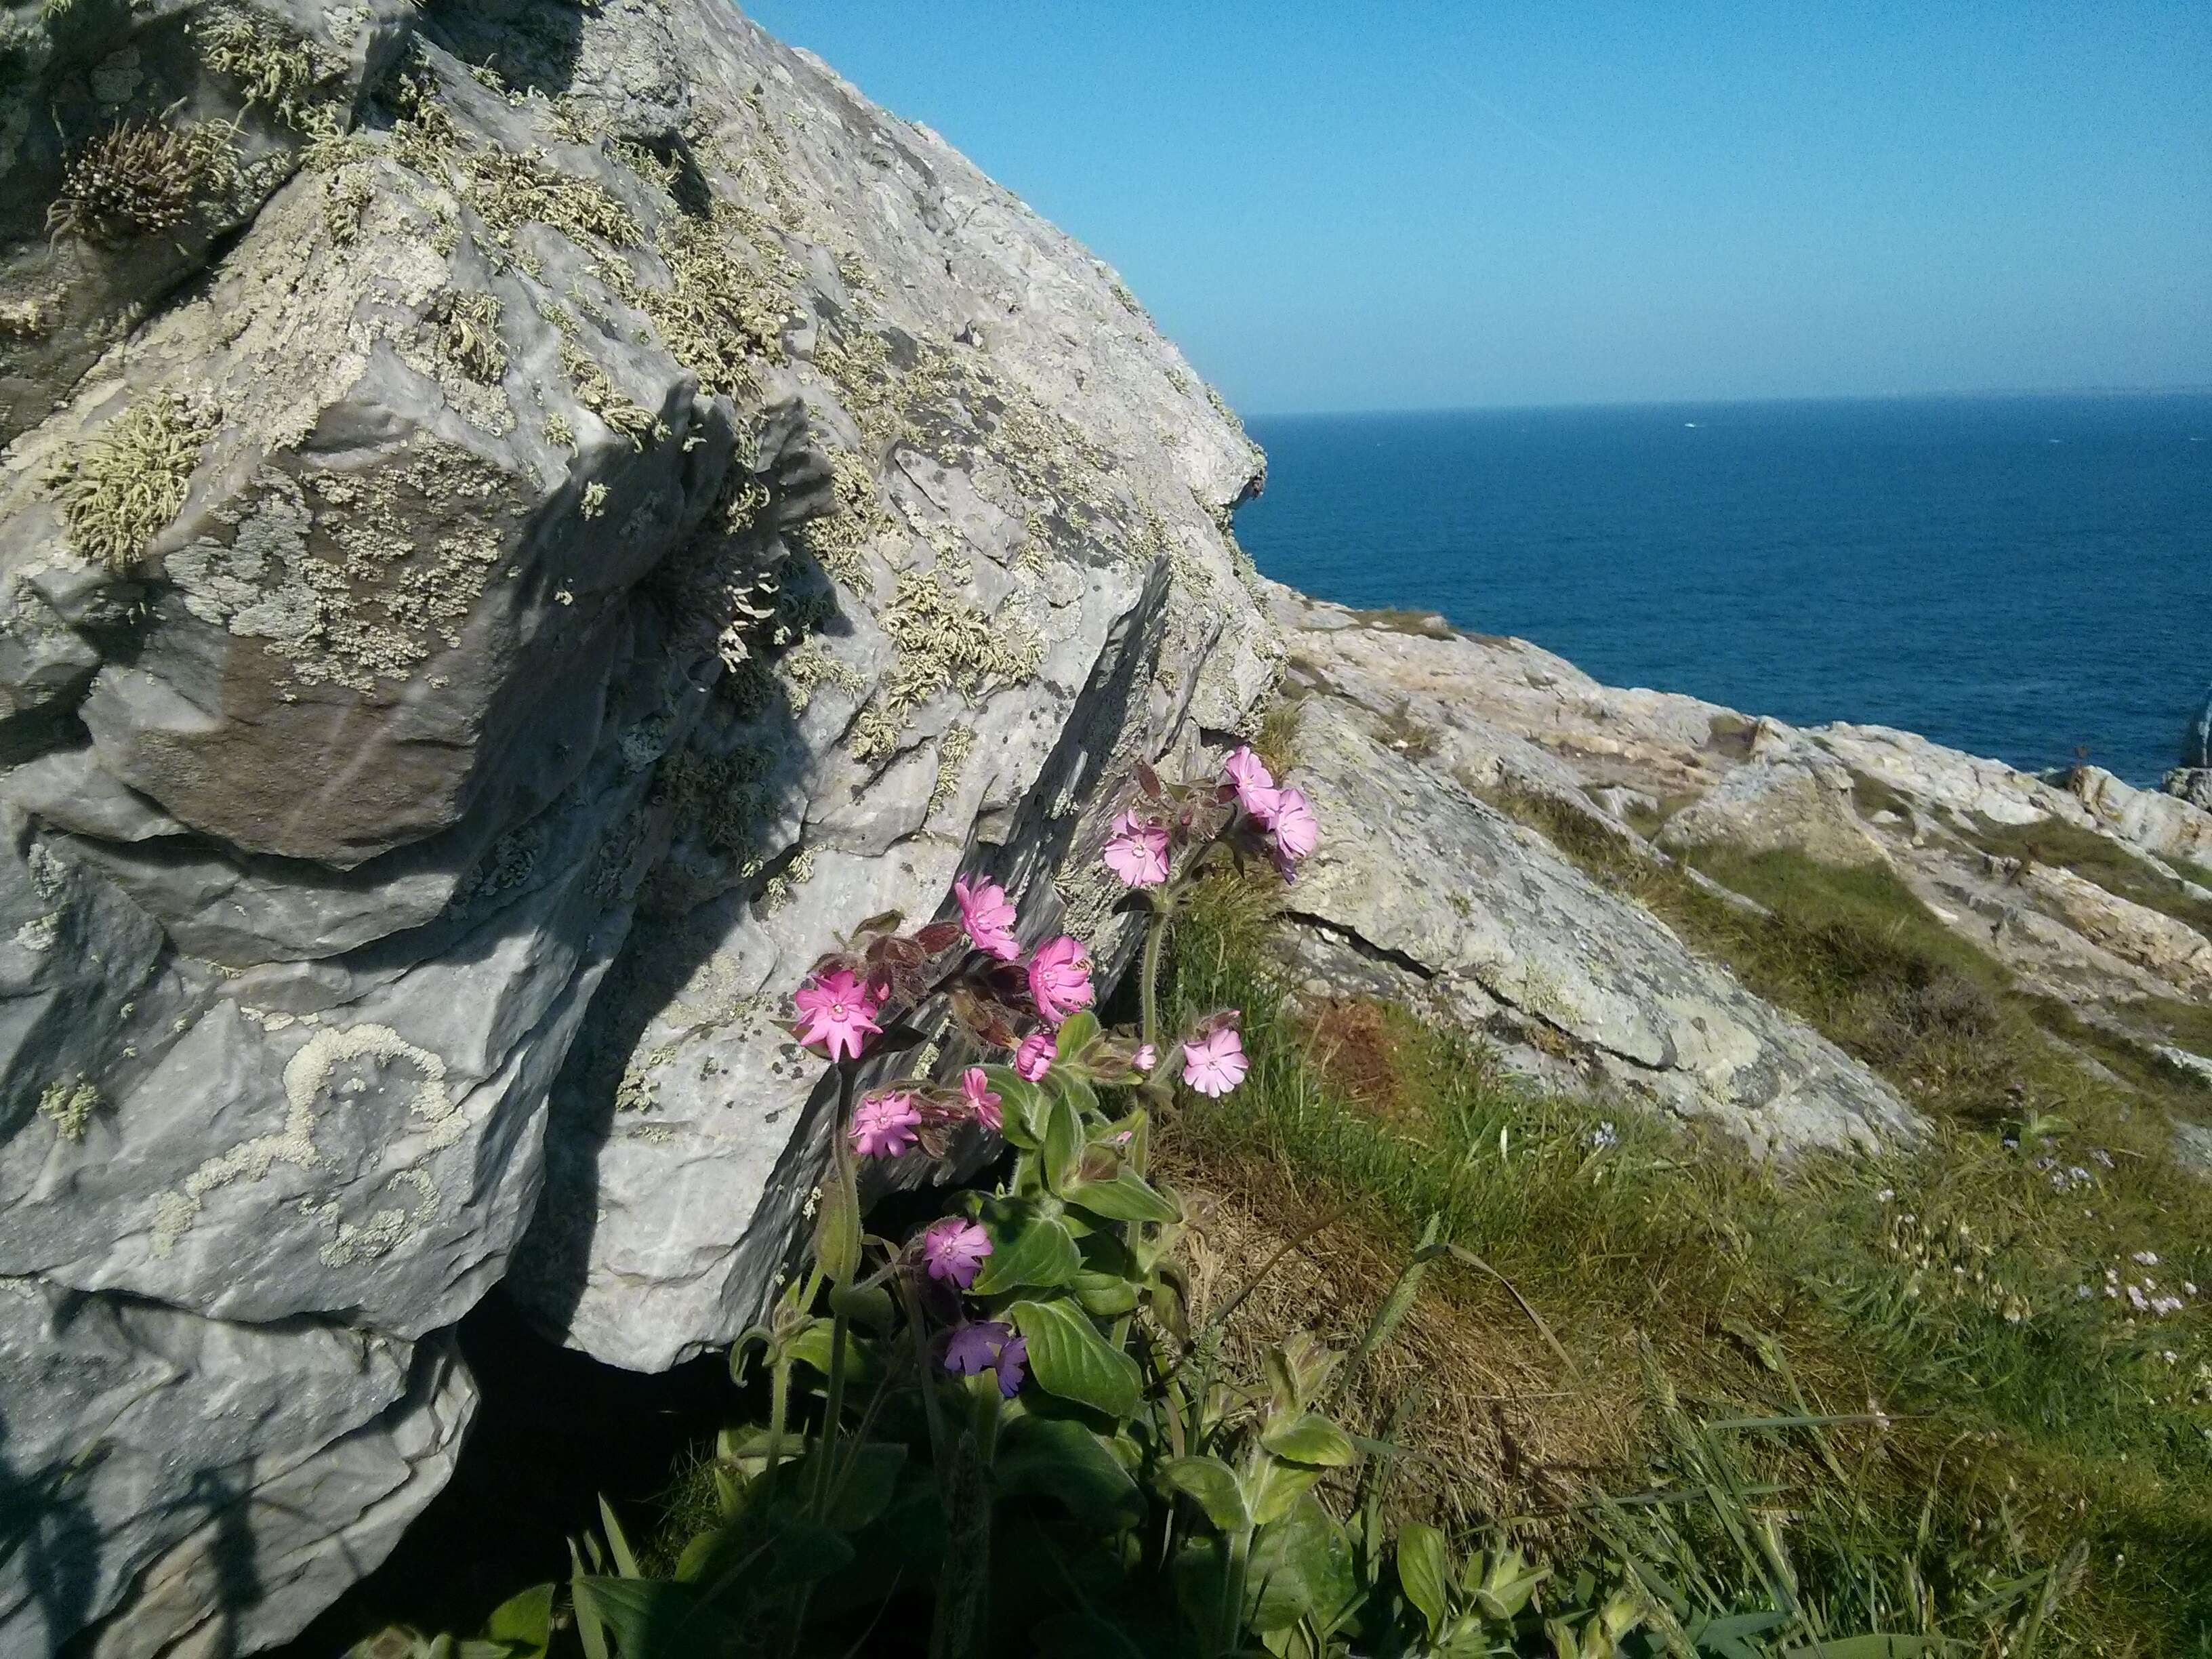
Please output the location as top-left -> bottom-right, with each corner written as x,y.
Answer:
919,1217 -> 991,1288
1269,786 -> 1319,862
1015,1031 -> 1053,1081
960,1066 -> 1002,1132
1027,935 -> 1095,1027
952,876 -> 1020,961
794,968 -> 882,1063
849,1090 -> 921,1158
1102,811 -> 1170,888
1134,1043 -> 1157,1072
1223,745 -> 1279,823
944,1321 -> 1029,1397
1181,1026 -> 1249,1097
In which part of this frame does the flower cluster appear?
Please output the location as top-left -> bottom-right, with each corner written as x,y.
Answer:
783,743 -> 1324,1400
1104,744 -> 1318,890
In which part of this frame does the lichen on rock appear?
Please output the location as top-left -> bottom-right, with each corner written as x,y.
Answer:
43,390 -> 221,571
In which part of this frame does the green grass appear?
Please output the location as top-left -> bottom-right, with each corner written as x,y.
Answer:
1162,856 -> 2212,1654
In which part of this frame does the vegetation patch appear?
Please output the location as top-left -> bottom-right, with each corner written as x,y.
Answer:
45,119 -> 240,243
192,3 -> 344,134
45,392 -> 220,571
1164,869 -> 2212,1652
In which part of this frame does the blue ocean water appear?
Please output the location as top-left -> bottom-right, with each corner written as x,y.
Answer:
1240,396 -> 2212,786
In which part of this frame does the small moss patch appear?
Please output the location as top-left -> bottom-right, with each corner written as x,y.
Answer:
38,1078 -> 100,1141
45,392 -> 220,571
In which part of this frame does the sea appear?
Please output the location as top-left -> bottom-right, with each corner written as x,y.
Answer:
1238,394 -> 2212,787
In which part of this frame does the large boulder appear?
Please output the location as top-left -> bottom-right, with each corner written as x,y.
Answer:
1278,687 -> 1917,1158
0,0 -> 1273,1647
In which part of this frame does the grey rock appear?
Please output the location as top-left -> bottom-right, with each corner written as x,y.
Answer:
0,0 -> 1273,1646
2165,768 -> 2212,813
1282,697 -> 1919,1158
0,1277 -> 472,1658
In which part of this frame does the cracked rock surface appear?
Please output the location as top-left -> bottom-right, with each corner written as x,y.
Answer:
1271,581 -> 2212,1136
1,0 -> 1271,1647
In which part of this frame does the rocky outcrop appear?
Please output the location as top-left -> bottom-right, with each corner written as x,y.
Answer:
1267,584 -> 2212,1081
1,0 -> 1271,1647
1271,588 -> 1917,1155
1278,696 -> 1916,1156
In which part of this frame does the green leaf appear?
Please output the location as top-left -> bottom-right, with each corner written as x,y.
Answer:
1161,1454 -> 1250,1532
596,1496 -> 640,1578
1692,1608 -> 1791,1658
483,1584 -> 552,1648
1396,1521 -> 1451,1635
1071,1270 -> 1141,1317
1042,1090 -> 1084,1194
571,1577 -> 748,1654
989,1069 -> 1048,1149
994,1416 -> 1145,1530
1776,1639 -> 1956,1659
1048,1065 -> 1101,1121
1261,1412 -> 1358,1469
814,1143 -> 862,1286
1054,1009 -> 1102,1061
788,1441 -> 907,1533
1010,1298 -> 1142,1417
787,1320 -> 881,1387
1248,1496 -> 1357,1634
1064,1166 -> 1180,1225
971,1210 -> 1081,1294
828,1278 -> 895,1332
1246,1456 -> 1321,1528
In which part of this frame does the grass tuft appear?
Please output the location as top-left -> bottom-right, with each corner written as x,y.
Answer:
1162,851 -> 2212,1653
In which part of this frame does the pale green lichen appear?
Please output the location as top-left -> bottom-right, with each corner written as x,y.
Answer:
878,566 -> 1044,716
192,4 -> 344,134
0,294 -> 58,339
319,165 -> 373,244
813,324 -> 906,449
581,480 -> 609,519
459,140 -> 640,248
543,411 -> 576,451
600,207 -> 794,398
794,449 -> 891,590
169,444 -> 516,692
152,1022 -> 453,1258
38,1078 -> 100,1141
45,119 -> 240,243
760,845 -> 815,912
436,290 -> 506,382
929,724 -> 975,815
45,392 -> 220,572
849,705 -> 901,764
551,312 -> 657,447
780,640 -> 868,714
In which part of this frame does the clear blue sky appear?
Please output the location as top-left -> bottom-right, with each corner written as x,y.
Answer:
744,2 -> 2212,415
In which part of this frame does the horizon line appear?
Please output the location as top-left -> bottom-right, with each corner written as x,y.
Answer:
1238,383 -> 2212,422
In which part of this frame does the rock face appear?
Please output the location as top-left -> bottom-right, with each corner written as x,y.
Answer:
1267,584 -> 2212,1086
0,0 -> 1271,1648
1271,589 -> 1917,1155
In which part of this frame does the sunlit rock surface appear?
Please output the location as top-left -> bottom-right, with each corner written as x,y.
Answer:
0,0 -> 1271,1646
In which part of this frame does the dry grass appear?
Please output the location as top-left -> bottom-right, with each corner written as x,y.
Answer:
1155,1133 -> 1647,1538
